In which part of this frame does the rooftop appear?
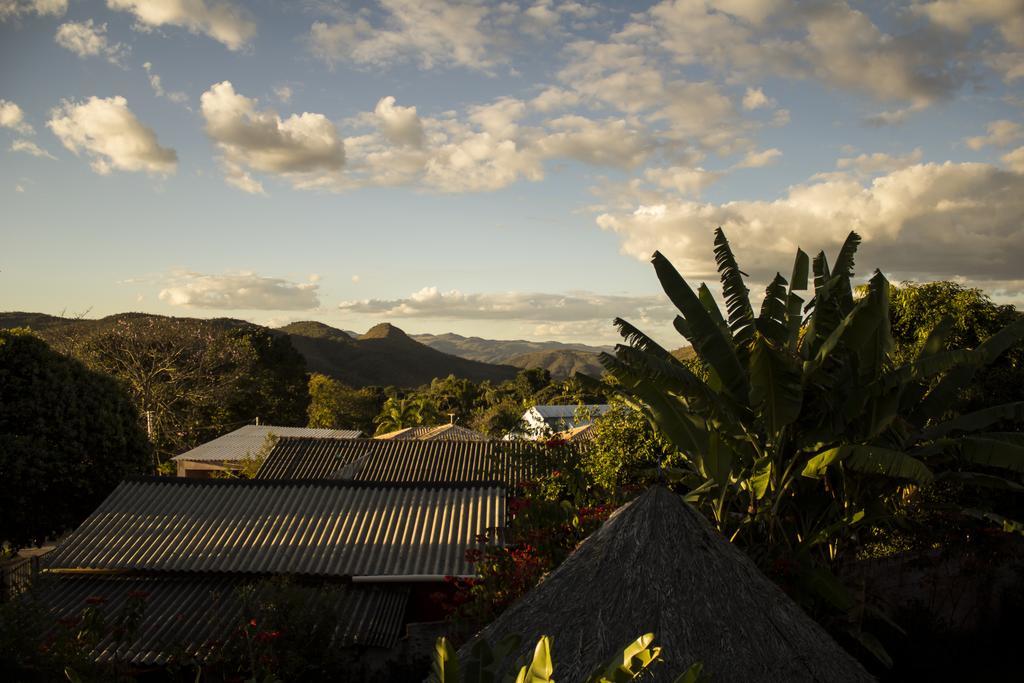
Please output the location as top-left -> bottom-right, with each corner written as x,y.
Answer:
171,424 -> 364,462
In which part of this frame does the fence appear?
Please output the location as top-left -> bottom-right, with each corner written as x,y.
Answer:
1,555 -> 41,601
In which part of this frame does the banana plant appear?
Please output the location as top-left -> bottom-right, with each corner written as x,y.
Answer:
583,227 -> 1024,595
429,632 -> 696,683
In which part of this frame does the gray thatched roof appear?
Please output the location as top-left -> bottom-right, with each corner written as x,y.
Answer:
459,486 -> 873,682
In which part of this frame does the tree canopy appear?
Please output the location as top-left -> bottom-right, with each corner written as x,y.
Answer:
0,329 -> 151,549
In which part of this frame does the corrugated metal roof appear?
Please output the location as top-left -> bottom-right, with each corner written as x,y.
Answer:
375,424 -> 488,441
43,478 -> 504,579
530,404 -> 610,418
32,575 -> 408,663
256,438 -> 554,486
172,425 -> 364,462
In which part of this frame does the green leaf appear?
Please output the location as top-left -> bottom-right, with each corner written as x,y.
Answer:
958,435 -> 1024,473
803,445 -> 933,484
713,227 -> 756,352
789,248 -> 809,291
697,283 -> 731,340
756,273 -> 789,345
673,662 -> 705,683
922,402 -> 1024,440
749,456 -> 773,500
652,251 -> 748,403
432,637 -> 461,683
848,630 -> 892,668
519,636 -> 554,682
749,335 -> 802,438
785,292 -> 804,354
938,471 -> 1024,492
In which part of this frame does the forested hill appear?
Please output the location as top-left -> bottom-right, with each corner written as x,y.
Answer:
279,321 -> 519,387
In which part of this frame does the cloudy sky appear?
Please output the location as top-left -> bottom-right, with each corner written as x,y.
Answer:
2,0 -> 1023,344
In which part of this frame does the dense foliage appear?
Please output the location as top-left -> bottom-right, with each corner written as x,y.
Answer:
52,316 -> 309,469
307,372 -> 385,434
583,229 -> 1024,658
431,632 -> 691,683
0,329 -> 150,549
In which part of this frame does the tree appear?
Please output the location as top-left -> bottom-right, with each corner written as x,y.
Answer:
890,281 -> 1023,416
58,316 -> 308,467
585,397 -> 673,491
307,373 -> 384,434
373,395 -> 440,434
585,229 -> 1024,644
0,330 -> 150,548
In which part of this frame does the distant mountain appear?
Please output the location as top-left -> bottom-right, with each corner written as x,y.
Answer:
280,321 -> 519,387
412,332 -> 614,363
502,349 -> 604,379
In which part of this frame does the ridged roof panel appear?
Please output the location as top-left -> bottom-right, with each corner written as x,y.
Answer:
172,425 -> 364,462
34,575 -> 408,663
256,438 -> 556,486
43,479 -> 504,578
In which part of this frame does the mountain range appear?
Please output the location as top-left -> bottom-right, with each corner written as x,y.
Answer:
2,312 -> 690,387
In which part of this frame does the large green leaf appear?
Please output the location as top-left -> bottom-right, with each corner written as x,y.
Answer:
698,282 -> 731,340
515,636 -> 554,683
613,318 -> 677,361
831,231 -> 862,311
785,292 -> 804,353
599,353 -> 711,458
749,335 -> 802,438
958,435 -> 1024,473
713,227 -> 755,352
922,401 -> 1024,440
673,662 -> 705,683
808,270 -> 891,378
589,633 -> 663,683
756,273 -> 789,345
432,637 -> 460,683
789,248 -> 809,291
803,445 -> 933,484
915,317 -> 1024,422
652,251 -> 748,402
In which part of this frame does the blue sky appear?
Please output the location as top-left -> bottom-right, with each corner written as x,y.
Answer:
2,0 -> 1023,344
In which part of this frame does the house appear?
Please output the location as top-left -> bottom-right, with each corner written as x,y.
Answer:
374,423 -> 487,441
458,487 -> 873,682
254,436 -> 560,487
171,424 -> 363,477
512,404 -> 610,439
37,476 -> 503,667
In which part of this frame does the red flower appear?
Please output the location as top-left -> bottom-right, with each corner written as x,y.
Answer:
249,618 -> 258,627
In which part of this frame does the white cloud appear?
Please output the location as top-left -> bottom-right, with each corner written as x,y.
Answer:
374,96 -> 424,147
644,166 -> 725,197
913,0 -> 1024,49
535,115 -> 653,169
734,147 -> 781,168
106,0 -> 255,51
836,148 -> 924,175
742,86 -> 774,110
159,270 -> 319,310
530,86 -> 581,113
351,274 -> 361,283
47,96 -> 177,175
273,85 -> 292,103
11,138 -> 55,159
630,0 -> 966,112
309,0 -> 496,71
595,161 -> 1024,289
55,19 -> 127,64
143,62 -> 189,105
0,99 -> 34,135
1003,146 -> 1024,172
339,286 -> 671,323
200,81 -> 344,191
14,183 -> 24,192
965,119 -> 1022,150
0,0 -> 66,20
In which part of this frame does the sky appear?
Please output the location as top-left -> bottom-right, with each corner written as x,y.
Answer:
1,0 -> 1023,345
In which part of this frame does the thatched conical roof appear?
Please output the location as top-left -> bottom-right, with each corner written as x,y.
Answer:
459,486 -> 873,682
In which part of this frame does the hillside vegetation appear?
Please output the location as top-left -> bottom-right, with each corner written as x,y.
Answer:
280,321 -> 519,387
